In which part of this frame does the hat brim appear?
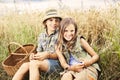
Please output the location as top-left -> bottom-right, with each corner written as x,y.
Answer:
43,15 -> 62,23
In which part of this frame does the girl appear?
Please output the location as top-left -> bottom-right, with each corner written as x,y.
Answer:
56,18 -> 100,80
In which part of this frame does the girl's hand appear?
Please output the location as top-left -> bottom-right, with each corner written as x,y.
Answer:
69,63 -> 84,72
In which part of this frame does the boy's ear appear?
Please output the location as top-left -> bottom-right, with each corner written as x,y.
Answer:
43,22 -> 47,29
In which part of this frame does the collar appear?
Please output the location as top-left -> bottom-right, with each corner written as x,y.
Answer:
45,30 -> 58,37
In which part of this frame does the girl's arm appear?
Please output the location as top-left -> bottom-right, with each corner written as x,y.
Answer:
57,50 -> 85,72
80,38 -> 99,67
56,47 -> 85,72
56,48 -> 70,69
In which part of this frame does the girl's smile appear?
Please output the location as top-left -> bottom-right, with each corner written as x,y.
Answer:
64,24 -> 75,41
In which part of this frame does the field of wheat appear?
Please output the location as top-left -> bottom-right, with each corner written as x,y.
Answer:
0,3 -> 120,80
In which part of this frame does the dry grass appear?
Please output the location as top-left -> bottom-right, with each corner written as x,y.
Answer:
0,3 -> 120,80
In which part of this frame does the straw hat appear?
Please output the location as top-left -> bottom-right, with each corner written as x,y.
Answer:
43,8 -> 62,23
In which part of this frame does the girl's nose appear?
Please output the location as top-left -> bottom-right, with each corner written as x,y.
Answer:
68,31 -> 72,35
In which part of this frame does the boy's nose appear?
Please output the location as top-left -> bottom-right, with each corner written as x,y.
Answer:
53,20 -> 57,25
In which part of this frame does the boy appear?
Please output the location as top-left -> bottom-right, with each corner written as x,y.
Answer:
12,8 -> 63,80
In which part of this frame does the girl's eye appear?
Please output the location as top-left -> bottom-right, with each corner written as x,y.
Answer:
64,30 -> 68,32
71,30 -> 75,32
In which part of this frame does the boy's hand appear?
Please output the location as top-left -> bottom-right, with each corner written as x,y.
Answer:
33,52 -> 49,61
29,53 -> 35,61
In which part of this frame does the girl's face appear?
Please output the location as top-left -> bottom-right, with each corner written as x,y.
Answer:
63,24 -> 75,41
45,17 -> 60,32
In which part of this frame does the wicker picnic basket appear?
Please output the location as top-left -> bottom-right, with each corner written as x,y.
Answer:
2,42 -> 37,76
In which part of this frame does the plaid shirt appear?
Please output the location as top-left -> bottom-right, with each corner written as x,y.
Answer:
37,30 -> 58,53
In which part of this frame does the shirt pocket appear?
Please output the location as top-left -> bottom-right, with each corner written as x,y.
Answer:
48,44 -> 55,52
41,41 -> 47,50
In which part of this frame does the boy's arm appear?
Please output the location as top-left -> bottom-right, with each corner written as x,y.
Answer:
48,52 -> 58,59
32,51 -> 58,61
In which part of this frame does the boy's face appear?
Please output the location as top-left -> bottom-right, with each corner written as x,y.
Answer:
63,24 -> 75,41
45,17 -> 61,31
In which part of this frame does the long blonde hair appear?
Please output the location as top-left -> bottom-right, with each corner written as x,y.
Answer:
57,18 -> 78,52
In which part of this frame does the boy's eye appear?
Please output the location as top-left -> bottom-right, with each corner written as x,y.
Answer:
55,20 -> 58,22
49,19 -> 53,21
55,19 -> 60,22
48,18 -> 59,22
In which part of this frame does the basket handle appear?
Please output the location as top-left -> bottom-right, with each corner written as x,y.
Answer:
28,44 -> 36,53
8,42 -> 28,55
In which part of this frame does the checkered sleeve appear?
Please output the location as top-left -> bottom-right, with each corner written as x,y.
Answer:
36,33 -> 44,52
